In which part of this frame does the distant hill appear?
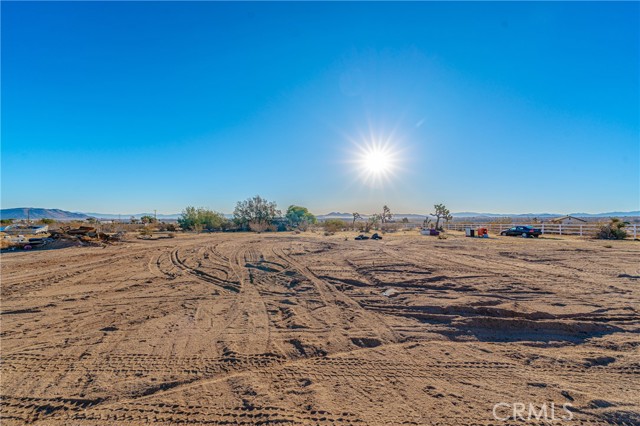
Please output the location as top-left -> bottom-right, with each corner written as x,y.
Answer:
82,212 -> 182,220
0,208 -> 90,221
319,211 -> 640,221
451,211 -> 640,218
3,207 -> 637,222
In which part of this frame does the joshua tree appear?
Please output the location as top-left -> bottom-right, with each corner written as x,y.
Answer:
381,205 -> 392,224
595,218 -> 628,240
423,217 -> 433,228
351,212 -> 361,229
431,204 -> 452,230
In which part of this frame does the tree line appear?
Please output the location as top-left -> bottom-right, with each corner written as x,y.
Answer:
177,195 -> 452,233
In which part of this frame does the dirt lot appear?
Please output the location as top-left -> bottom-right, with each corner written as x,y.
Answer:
1,232 -> 639,425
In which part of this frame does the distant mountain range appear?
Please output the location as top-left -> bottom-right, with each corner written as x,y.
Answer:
0,208 -> 90,221
317,211 -> 640,220
450,211 -> 640,218
81,212 -> 182,220
1,208 -> 639,221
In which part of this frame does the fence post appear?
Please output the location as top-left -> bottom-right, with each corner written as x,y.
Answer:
541,223 -> 544,234
580,225 -> 583,237
559,224 -> 562,235
634,224 -> 637,240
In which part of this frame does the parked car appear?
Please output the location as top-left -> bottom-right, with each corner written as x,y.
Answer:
371,233 -> 382,240
354,234 -> 370,240
500,225 -> 542,238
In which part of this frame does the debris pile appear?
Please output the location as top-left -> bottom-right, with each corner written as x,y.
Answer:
49,226 -> 124,246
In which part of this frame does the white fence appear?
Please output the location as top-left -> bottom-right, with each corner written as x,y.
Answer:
445,222 -> 638,239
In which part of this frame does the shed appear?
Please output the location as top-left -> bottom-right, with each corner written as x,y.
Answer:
549,215 -> 587,225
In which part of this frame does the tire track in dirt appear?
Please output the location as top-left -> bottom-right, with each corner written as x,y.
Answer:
169,248 -> 241,293
8,340 -> 636,425
3,233 -> 638,425
212,242 -> 272,356
271,242 -> 401,345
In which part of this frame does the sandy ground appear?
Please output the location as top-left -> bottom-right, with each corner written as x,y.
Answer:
1,232 -> 639,425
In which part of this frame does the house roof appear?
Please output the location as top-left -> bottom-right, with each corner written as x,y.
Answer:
550,215 -> 587,223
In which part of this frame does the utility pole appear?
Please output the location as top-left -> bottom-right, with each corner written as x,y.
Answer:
154,209 -> 157,222
27,208 -> 30,224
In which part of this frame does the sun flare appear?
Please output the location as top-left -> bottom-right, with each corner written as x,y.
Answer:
363,148 -> 392,175
352,141 -> 400,187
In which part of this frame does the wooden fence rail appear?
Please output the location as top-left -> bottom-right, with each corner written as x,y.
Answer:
445,222 -> 638,239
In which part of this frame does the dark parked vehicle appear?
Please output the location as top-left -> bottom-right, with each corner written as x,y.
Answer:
354,234 -> 370,240
500,225 -> 542,238
371,233 -> 382,240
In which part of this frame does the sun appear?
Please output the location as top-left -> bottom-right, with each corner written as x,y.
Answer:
353,141 -> 400,187
363,148 -> 392,175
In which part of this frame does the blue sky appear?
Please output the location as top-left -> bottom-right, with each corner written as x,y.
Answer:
2,2 -> 638,215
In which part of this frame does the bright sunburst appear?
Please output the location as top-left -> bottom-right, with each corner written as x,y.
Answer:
363,148 -> 392,175
352,140 -> 401,187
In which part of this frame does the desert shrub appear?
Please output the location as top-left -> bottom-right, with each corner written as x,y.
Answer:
139,228 -> 152,236
268,224 -> 279,232
323,219 -> 346,233
249,221 -> 269,233
595,218 -> 628,240
233,195 -> 280,231
179,207 -> 227,232
166,223 -> 177,232
381,223 -> 400,233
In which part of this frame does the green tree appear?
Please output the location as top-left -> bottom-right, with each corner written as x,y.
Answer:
38,218 -> 56,225
199,209 -> 227,231
233,195 -> 280,231
0,219 -> 14,225
431,204 -> 452,230
178,207 -> 198,230
401,217 -> 409,224
285,205 -> 316,229
140,215 -> 157,224
178,207 -> 227,232
87,217 -> 99,224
